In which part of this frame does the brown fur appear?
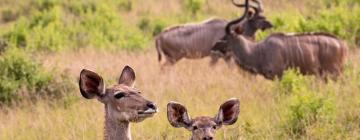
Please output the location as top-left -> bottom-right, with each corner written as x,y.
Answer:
79,66 -> 157,140
155,12 -> 272,67
167,98 -> 240,140
212,0 -> 347,80
213,32 -> 348,80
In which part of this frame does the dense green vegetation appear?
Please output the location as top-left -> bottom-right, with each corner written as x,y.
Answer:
0,0 -> 359,52
1,0 -> 148,52
258,0 -> 360,47
0,48 -> 73,105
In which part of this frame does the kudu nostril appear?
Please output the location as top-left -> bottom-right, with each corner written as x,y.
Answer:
147,102 -> 157,110
202,137 -> 213,140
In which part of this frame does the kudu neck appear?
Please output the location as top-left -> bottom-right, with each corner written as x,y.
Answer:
104,105 -> 131,140
232,36 -> 258,72
235,36 -> 256,58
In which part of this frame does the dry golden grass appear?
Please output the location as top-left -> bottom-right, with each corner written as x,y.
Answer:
0,48 -> 359,140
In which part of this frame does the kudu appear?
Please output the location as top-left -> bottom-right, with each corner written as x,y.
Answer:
212,0 -> 348,80
167,98 -> 240,140
155,0 -> 272,67
79,66 -> 158,140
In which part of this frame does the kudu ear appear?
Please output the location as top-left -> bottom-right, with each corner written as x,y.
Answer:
234,26 -> 245,34
215,98 -> 240,126
258,20 -> 273,31
79,69 -> 105,99
118,65 -> 136,87
247,10 -> 254,18
167,102 -> 192,129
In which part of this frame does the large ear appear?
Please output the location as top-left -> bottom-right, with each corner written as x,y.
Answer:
234,26 -> 245,34
215,98 -> 240,125
257,20 -> 273,31
79,69 -> 105,99
247,10 -> 254,18
118,65 -> 136,87
167,102 -> 192,128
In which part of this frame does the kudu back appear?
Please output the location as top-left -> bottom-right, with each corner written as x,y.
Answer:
155,0 -> 272,67
212,0 -> 348,80
167,98 -> 240,140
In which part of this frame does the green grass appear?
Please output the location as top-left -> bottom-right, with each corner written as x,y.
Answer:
0,48 -> 73,105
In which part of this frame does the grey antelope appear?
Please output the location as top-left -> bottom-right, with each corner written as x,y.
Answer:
212,0 -> 348,80
79,66 -> 158,140
167,98 -> 240,140
155,0 -> 272,67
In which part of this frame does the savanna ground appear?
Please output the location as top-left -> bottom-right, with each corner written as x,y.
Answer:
0,0 -> 359,139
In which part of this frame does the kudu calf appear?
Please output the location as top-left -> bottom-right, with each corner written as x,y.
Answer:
155,0 -> 272,67
212,0 -> 348,80
79,66 -> 157,140
167,98 -> 240,140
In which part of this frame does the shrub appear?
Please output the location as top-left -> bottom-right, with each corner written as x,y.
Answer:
278,69 -> 309,95
138,17 -> 166,37
259,1 -> 360,47
4,5 -> 68,51
118,0 -> 132,12
66,0 -> 148,50
297,3 -> 360,46
1,9 -> 18,23
277,70 -> 336,137
0,48 -> 73,105
138,17 -> 151,33
184,0 -> 205,16
0,39 -> 8,53
152,19 -> 166,36
1,0 -> 149,52
285,92 -> 335,137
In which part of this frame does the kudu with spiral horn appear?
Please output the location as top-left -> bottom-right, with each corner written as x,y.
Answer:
155,0 -> 272,67
212,0 -> 348,80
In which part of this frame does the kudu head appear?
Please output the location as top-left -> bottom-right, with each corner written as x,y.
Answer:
232,0 -> 273,38
167,98 -> 240,140
212,0 -> 254,55
79,66 -> 158,123
212,0 -> 271,58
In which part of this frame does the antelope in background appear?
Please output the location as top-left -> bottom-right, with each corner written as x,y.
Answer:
212,0 -> 348,80
167,98 -> 240,140
79,66 -> 158,140
155,0 -> 272,67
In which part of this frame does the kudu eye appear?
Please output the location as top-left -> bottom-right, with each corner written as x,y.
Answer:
114,92 -> 126,99
193,126 -> 198,130
212,126 -> 217,129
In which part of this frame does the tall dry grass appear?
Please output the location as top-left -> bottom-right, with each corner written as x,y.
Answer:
0,49 -> 359,139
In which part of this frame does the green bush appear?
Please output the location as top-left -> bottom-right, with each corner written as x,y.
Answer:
285,92 -> 335,137
152,19 -> 166,36
297,3 -> 360,46
184,0 -> 205,16
118,0 -> 132,12
259,1 -> 360,47
1,0 -> 148,51
1,9 -> 18,23
278,69 -> 310,95
277,70 -> 336,137
138,17 -> 167,37
0,48 -> 72,105
4,5 -> 68,51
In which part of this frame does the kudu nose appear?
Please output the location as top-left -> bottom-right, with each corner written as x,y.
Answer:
147,102 -> 157,110
202,136 -> 213,140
